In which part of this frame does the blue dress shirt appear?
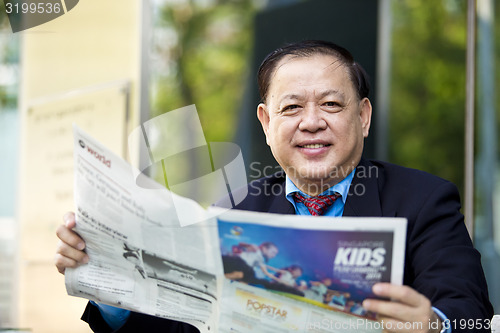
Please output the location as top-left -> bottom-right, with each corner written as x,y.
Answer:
90,301 -> 130,330
285,169 -> 355,217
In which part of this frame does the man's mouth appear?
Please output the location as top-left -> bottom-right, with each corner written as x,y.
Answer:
299,144 -> 331,148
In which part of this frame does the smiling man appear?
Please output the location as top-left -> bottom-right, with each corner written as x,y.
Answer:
256,48 -> 371,196
223,40 -> 493,332
55,40 -> 493,332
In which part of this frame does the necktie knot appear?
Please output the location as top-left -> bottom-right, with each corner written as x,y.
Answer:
292,192 -> 341,216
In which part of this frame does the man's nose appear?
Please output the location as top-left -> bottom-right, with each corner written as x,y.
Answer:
298,105 -> 327,132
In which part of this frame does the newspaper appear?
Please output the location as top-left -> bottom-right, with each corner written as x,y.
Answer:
65,125 -> 407,332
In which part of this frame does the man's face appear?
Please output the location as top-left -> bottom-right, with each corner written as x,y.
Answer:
257,54 -> 372,195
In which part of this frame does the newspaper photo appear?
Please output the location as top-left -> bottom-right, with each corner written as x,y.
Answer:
215,210 -> 406,332
65,125 -> 407,333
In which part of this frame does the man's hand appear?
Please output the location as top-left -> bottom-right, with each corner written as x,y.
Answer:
54,212 -> 89,274
363,283 -> 442,333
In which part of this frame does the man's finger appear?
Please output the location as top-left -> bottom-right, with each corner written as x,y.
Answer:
363,298 -> 413,320
63,211 -> 76,228
55,241 -> 89,263
56,224 -> 85,251
54,253 -> 77,274
54,249 -> 89,275
372,283 -> 428,308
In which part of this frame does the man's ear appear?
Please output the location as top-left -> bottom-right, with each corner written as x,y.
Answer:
257,103 -> 271,145
359,98 -> 372,138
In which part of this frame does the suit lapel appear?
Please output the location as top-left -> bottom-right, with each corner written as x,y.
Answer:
268,183 -> 296,215
343,159 -> 383,217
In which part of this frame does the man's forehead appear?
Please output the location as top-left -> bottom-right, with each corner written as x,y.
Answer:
279,89 -> 346,101
269,56 -> 350,92
273,53 -> 347,75
264,54 -> 355,104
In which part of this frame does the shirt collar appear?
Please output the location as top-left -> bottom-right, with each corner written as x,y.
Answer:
285,168 -> 356,204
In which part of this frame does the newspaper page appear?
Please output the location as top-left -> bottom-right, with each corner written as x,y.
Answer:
65,125 -> 222,332
214,209 -> 406,332
65,125 -> 407,333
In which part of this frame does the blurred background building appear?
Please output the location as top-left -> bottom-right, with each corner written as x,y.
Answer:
0,0 -> 498,331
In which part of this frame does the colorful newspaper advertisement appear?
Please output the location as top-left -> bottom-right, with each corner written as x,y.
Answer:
65,125 -> 407,333
215,209 -> 406,332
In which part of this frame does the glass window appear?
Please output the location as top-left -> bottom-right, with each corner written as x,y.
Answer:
387,0 -> 498,312
0,4 -> 20,217
0,3 -> 20,327
474,0 -> 499,313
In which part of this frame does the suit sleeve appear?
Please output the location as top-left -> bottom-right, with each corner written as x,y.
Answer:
405,181 -> 493,332
81,302 -> 200,333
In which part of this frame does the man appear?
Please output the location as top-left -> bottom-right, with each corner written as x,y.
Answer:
55,40 -> 493,332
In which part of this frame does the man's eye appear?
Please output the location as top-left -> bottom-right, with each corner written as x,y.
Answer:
282,105 -> 301,112
324,101 -> 340,107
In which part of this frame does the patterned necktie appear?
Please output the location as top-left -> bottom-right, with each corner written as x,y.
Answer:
292,192 -> 341,216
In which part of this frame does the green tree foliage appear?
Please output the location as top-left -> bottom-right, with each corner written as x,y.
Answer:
389,0 -> 467,193
0,2 -> 19,112
152,0 -> 256,143
148,0 -> 257,192
0,1 -> 6,27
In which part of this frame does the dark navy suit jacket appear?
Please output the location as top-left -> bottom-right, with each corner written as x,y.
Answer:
82,159 -> 493,332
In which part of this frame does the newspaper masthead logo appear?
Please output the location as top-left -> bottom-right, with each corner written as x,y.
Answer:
82,140 -> 111,168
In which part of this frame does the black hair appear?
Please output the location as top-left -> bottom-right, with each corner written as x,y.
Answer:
257,40 -> 370,103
